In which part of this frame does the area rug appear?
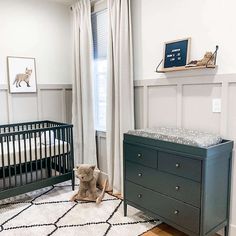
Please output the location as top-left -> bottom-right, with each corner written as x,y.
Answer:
0,182 -> 160,236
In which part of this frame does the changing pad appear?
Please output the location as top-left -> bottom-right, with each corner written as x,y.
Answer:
127,127 -> 222,148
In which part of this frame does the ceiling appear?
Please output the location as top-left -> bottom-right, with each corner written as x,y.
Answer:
47,0 -> 76,6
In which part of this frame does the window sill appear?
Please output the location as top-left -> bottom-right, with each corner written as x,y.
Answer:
96,130 -> 106,138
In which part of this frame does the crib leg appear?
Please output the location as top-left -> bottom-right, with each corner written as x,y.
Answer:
72,171 -> 75,191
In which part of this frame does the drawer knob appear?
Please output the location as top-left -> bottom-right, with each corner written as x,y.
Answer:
175,186 -> 180,191
137,153 -> 142,158
138,173 -> 142,177
174,210 -> 179,215
137,194 -> 142,198
175,163 -> 180,168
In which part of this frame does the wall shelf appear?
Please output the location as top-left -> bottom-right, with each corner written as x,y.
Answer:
156,65 -> 216,73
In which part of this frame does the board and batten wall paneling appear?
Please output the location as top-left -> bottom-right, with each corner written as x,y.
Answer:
65,89 -> 72,123
41,89 -> 64,122
0,84 -> 72,125
147,85 -> 177,128
228,83 -> 236,140
182,83 -> 222,133
134,86 -> 144,129
11,93 -> 38,123
0,88 -> 9,123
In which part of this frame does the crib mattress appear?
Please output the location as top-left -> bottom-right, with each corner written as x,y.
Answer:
0,138 -> 70,167
127,127 -> 222,148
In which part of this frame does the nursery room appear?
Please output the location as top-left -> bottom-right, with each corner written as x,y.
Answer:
0,0 -> 236,235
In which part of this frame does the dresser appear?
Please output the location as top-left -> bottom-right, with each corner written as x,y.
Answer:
123,133 -> 233,236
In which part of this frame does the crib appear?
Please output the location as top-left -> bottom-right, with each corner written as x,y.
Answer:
0,120 -> 74,201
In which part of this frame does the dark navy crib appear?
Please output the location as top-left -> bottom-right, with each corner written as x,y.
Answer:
0,120 -> 74,201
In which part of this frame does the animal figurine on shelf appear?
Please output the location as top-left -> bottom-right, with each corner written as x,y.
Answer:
13,67 -> 32,88
186,52 -> 215,67
70,164 -> 107,204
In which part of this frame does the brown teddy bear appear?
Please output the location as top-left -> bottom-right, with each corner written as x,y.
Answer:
196,52 -> 215,66
70,164 -> 107,204
186,52 -> 215,67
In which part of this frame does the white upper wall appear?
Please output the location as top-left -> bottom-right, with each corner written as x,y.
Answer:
131,0 -> 236,80
0,0 -> 73,84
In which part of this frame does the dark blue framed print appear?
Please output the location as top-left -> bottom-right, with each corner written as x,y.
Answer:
163,38 -> 191,68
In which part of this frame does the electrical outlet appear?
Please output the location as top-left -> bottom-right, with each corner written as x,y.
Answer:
212,99 -> 221,113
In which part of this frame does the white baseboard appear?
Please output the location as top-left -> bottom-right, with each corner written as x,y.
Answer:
229,224 -> 236,236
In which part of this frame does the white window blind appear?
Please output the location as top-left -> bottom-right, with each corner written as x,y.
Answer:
92,9 -> 108,131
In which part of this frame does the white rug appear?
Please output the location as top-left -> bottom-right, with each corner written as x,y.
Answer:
0,182 -> 160,236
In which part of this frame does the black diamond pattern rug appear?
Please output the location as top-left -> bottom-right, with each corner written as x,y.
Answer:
0,182 -> 160,236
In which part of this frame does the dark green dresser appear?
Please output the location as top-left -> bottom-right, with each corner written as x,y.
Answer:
123,133 -> 233,236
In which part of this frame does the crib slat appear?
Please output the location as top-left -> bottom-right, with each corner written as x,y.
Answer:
34,132 -> 38,181
44,131 -> 47,178
29,131 -> 33,183
18,134 -> 23,186
49,129 -> 52,177
54,129 -> 56,177
58,129 -> 61,175
12,135 -> 17,186
39,131 -> 43,179
62,128 -> 65,174
23,134 -> 28,183
1,137 -> 6,189
6,136 -> 12,188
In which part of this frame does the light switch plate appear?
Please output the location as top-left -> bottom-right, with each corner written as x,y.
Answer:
212,98 -> 221,113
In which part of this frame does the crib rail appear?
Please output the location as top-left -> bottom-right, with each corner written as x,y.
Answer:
0,121 -> 74,191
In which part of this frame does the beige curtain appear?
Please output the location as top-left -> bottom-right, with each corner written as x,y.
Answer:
72,0 -> 97,166
106,0 -> 134,193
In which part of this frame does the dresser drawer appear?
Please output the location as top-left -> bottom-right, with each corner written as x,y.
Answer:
124,143 -> 157,168
158,152 -> 202,182
126,161 -> 201,207
125,181 -> 200,234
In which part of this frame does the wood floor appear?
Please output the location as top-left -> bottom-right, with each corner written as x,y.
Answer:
142,223 -> 187,236
141,223 -> 219,236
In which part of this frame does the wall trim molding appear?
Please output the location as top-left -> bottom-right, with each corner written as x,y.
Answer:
0,83 -> 72,124
0,83 -> 72,91
134,73 -> 236,87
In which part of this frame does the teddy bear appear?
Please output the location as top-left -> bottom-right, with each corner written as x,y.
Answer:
70,164 -> 107,204
186,52 -> 215,67
196,52 -> 215,66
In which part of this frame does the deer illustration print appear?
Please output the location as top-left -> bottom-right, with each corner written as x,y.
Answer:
13,68 -> 32,88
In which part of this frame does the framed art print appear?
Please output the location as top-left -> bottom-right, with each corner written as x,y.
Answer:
7,56 -> 37,93
163,38 -> 191,69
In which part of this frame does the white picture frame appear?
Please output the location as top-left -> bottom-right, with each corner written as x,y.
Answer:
7,56 -> 37,93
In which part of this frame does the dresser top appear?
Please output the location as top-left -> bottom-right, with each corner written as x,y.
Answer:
124,132 -> 233,159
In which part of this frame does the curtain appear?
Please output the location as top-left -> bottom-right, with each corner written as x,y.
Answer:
72,0 -> 97,166
106,0 -> 134,193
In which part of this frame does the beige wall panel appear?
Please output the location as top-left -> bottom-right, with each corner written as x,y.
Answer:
147,85 -> 177,128
65,89 -> 72,123
228,83 -> 236,140
134,87 -> 144,129
182,84 -> 221,133
0,90 -> 8,124
12,93 -> 38,123
41,89 -> 63,122
227,83 -> 236,236
97,135 -> 107,173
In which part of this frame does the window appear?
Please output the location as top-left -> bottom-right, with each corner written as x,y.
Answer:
92,9 -> 108,131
